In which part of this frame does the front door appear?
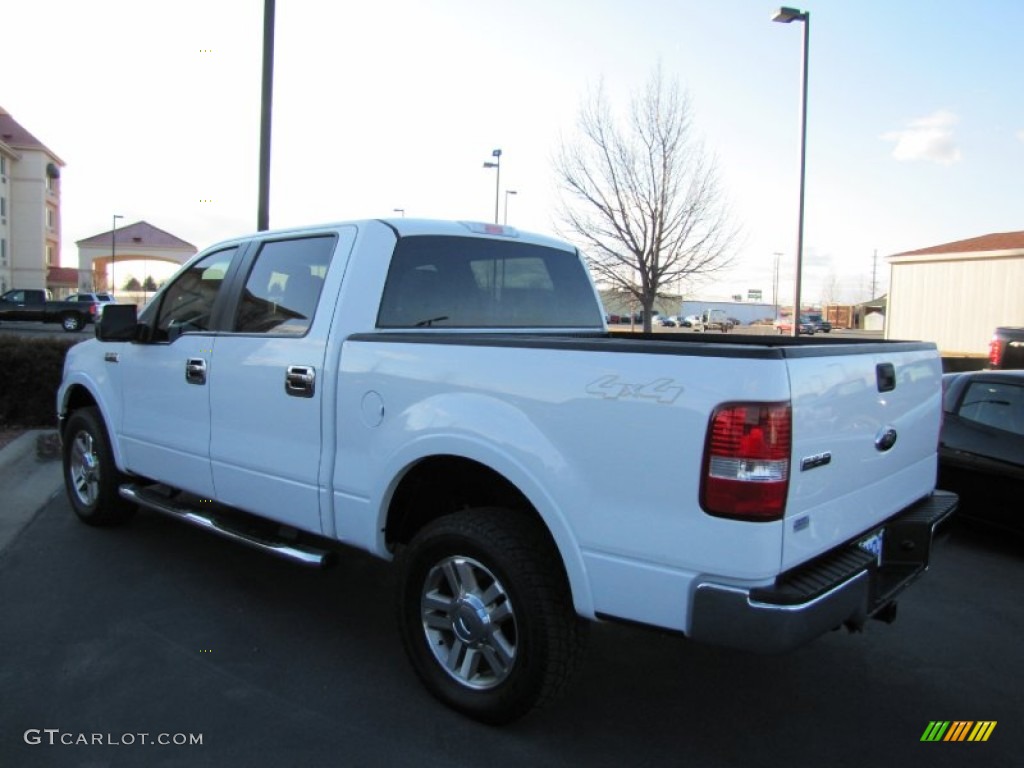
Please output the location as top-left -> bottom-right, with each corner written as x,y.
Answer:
119,247 -> 240,497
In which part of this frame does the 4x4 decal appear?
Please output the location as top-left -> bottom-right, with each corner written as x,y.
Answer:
585,375 -> 684,404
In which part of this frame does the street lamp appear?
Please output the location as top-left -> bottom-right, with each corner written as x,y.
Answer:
393,208 -> 405,217
772,6 -> 809,338
483,148 -> 502,224
504,190 -> 517,225
257,0 -> 276,231
772,251 -> 782,321
111,214 -> 123,295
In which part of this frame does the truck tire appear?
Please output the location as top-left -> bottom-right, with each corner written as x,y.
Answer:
396,508 -> 587,724
62,312 -> 84,332
62,407 -> 135,526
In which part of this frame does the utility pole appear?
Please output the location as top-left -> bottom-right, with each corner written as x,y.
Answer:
257,0 -> 275,231
870,248 -> 878,300
772,252 -> 782,320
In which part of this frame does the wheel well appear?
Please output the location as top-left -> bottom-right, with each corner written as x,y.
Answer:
385,456 -> 538,549
62,385 -> 98,430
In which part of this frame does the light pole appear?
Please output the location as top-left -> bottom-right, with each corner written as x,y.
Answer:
111,214 -> 123,295
503,190 -> 517,225
483,148 -> 502,223
772,6 -> 809,337
393,208 -> 405,217
772,251 -> 782,321
257,0 -> 276,231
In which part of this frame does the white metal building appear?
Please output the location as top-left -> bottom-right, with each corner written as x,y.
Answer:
886,231 -> 1024,356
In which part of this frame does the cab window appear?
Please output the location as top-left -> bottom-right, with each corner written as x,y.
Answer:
232,236 -> 336,335
152,248 -> 237,341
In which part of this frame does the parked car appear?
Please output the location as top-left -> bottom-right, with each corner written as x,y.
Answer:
774,316 -> 815,335
806,313 -> 832,333
657,316 -> 676,327
987,326 -> 1024,369
59,217 -> 955,724
66,292 -> 117,316
938,369 -> 1024,532
0,288 -> 97,331
693,309 -> 733,332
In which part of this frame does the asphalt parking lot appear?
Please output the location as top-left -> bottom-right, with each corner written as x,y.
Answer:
0,457 -> 1020,767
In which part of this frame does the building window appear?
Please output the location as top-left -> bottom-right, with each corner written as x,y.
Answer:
1,238 -> 6,263
46,208 -> 55,229
1,196 -> 5,216
46,245 -> 55,265
0,156 -> 6,177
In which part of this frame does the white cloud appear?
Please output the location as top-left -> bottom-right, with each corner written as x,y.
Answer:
882,110 -> 962,165
1017,129 -> 1024,143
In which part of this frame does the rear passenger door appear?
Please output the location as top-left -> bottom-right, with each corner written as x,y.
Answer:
208,232 -> 349,534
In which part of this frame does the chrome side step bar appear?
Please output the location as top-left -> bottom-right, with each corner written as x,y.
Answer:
119,484 -> 333,568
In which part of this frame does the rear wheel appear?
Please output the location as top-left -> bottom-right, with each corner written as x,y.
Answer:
61,312 -> 85,332
63,407 -> 135,526
397,509 -> 587,724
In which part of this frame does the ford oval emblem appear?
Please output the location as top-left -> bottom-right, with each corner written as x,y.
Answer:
875,427 -> 898,452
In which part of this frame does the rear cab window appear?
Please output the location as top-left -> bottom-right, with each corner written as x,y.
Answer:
376,235 -> 602,329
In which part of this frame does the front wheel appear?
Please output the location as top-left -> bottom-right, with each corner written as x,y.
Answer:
396,509 -> 588,724
62,407 -> 135,526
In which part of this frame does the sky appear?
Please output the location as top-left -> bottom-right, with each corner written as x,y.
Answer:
3,0 -> 1023,306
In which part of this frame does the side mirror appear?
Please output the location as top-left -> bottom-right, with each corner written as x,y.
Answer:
96,303 -> 140,341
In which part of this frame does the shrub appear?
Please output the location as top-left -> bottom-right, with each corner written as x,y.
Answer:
0,336 -> 82,427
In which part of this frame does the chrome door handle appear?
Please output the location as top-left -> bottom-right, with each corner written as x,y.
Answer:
285,365 -> 315,398
185,357 -> 207,385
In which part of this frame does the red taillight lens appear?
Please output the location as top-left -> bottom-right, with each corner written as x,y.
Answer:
701,402 -> 791,521
988,335 -> 1001,368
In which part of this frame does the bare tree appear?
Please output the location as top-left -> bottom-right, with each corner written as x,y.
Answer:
555,66 -> 737,332
819,270 -> 840,307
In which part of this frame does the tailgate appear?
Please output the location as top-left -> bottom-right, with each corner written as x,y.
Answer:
781,343 -> 942,570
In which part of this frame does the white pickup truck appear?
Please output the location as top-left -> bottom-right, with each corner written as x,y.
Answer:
58,219 -> 955,724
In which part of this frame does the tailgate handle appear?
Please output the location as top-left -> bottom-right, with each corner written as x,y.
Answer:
876,363 -> 896,393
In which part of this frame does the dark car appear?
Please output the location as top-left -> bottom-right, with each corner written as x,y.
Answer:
938,369 -> 1024,532
807,314 -> 832,333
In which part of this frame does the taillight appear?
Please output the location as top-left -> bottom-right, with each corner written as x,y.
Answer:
701,402 -> 791,521
90,302 -> 99,317
988,335 -> 1002,368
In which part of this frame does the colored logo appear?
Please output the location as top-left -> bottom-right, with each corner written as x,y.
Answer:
921,721 -> 996,742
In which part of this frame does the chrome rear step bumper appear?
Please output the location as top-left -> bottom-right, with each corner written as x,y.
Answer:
688,490 -> 958,652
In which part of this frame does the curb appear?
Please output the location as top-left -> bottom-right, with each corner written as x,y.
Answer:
0,429 -> 64,553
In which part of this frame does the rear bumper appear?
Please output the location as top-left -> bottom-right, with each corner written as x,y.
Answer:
688,490 -> 957,653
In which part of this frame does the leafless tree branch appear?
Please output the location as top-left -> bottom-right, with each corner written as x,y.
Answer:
554,65 -> 738,331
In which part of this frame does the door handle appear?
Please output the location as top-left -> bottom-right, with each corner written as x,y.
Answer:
285,365 -> 315,398
185,357 -> 207,385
